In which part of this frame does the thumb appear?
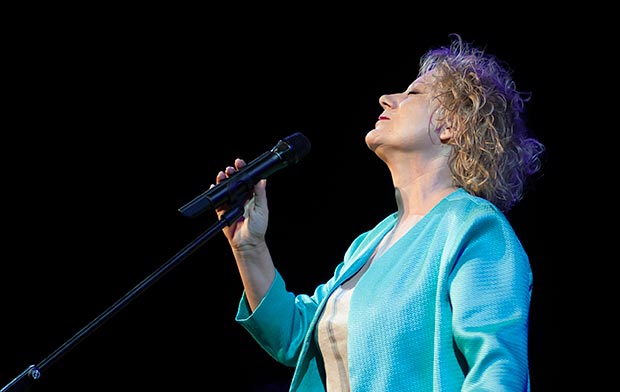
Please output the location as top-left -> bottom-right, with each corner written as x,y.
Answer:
252,179 -> 268,208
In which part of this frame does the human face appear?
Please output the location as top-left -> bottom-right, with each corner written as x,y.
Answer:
365,71 -> 445,160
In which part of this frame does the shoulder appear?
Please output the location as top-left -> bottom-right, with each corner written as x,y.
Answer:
440,188 -> 509,223
444,188 -> 500,212
431,189 -> 521,246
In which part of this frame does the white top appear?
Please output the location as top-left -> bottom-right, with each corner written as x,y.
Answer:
315,237 -> 379,391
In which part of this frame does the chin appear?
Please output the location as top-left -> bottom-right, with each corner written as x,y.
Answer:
365,129 -> 379,151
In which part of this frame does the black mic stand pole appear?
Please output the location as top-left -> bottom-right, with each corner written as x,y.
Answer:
1,203 -> 245,392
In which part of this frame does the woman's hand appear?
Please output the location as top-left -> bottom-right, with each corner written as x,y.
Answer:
213,158 -> 269,250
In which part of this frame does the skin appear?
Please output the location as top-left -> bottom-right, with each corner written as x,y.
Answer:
214,70 -> 458,312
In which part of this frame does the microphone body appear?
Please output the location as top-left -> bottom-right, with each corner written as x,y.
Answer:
178,132 -> 311,218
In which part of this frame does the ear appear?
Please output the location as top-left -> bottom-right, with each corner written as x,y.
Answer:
439,125 -> 453,143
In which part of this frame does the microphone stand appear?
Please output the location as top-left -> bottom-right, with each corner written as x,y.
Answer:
1,203 -> 245,392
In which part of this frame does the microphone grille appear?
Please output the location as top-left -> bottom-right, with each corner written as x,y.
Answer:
282,132 -> 311,164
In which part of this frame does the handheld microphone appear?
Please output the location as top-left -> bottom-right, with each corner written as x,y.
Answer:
178,132 -> 311,218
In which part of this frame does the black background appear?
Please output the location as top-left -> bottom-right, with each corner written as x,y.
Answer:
2,8 -> 565,392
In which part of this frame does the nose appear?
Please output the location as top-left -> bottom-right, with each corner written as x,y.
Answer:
379,93 -> 396,110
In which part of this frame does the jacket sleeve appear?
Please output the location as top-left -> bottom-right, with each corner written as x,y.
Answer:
235,227 -> 378,367
450,206 -> 533,391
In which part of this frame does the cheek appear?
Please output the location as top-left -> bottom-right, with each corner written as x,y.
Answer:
407,103 -> 433,127
424,113 -> 444,134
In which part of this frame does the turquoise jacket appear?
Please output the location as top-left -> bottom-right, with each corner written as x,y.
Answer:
236,188 -> 532,391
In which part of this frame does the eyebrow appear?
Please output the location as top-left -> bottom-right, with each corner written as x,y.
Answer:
408,82 -> 428,92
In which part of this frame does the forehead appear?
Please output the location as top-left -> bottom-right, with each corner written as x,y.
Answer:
408,71 -> 435,91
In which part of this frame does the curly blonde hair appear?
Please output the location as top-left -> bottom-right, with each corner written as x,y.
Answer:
420,34 -> 545,212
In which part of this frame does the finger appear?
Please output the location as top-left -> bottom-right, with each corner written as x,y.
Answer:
235,158 -> 247,170
215,170 -> 226,184
225,165 -> 237,177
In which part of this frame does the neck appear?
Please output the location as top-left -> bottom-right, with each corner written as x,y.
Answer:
388,154 -> 455,216
394,182 -> 457,219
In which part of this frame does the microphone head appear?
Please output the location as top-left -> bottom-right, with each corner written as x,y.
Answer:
278,132 -> 311,164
